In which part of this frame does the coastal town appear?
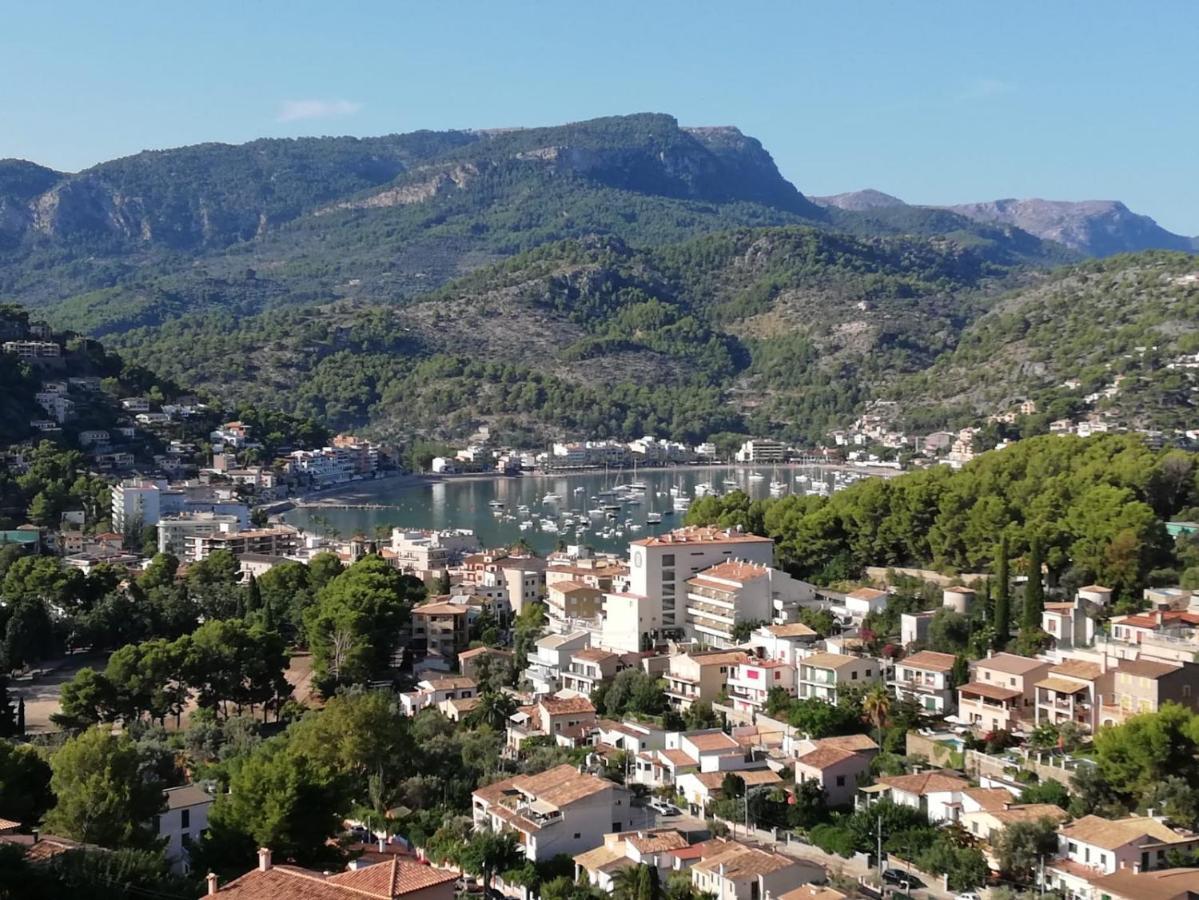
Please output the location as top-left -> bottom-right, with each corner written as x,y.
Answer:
4,319 -> 1199,899
4,14 -> 1199,897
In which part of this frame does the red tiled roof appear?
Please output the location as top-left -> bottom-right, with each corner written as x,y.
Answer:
215,859 -> 457,899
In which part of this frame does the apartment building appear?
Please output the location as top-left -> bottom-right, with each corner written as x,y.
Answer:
892,650 -> 959,715
410,601 -> 472,660
798,652 -> 879,704
1097,658 -> 1199,727
726,657 -> 796,715
458,646 -> 514,681
1042,599 -> 1096,649
472,764 -> 642,861
188,525 -> 300,562
399,675 -> 477,716
506,695 -> 598,752
734,440 -> 788,463
3,340 -> 60,359
690,840 -> 819,900
548,581 -> 605,630
1034,659 -> 1112,734
157,513 -> 244,560
792,735 -> 879,807
742,622 -> 820,665
386,528 -> 480,580
957,652 -> 1052,734
524,631 -> 592,694
1045,815 -> 1199,898
683,561 -> 816,648
626,527 -> 774,632
560,647 -> 639,696
664,650 -> 749,710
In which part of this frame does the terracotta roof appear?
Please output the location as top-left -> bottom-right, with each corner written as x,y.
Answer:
692,842 -> 796,879
795,746 -> 858,770
802,652 -> 867,671
1037,676 -> 1091,695
778,887 -> 847,900
1060,815 -> 1194,851
627,830 -> 690,853
540,695 -> 596,716
458,646 -> 512,660
474,764 -> 613,812
1051,659 -> 1104,680
899,650 -> 957,673
986,804 -> 1070,827
412,602 -> 469,616
574,843 -> 630,872
765,622 -> 818,638
215,859 -> 457,899
1088,866 -> 1199,900
443,697 -> 480,713
631,526 -> 773,548
551,580 -> 599,595
1044,602 -> 1076,612
573,648 -> 618,663
685,731 -> 740,752
164,784 -> 212,810
685,650 -> 751,668
816,734 -> 879,753
689,560 -> 771,584
978,652 -> 1050,676
1116,659 -> 1181,679
422,675 -> 476,691
962,788 -> 1014,812
738,769 -> 784,787
1079,585 -> 1113,593
0,818 -> 20,831
959,681 -> 1022,702
878,771 -> 970,796
660,749 -> 698,767
846,587 -> 887,602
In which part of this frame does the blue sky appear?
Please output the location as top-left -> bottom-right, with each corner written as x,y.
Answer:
4,2 -> 1197,233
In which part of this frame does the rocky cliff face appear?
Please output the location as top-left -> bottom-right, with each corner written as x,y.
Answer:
944,198 -> 1197,257
811,188 -> 907,211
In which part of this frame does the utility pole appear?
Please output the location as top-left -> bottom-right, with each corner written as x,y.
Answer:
877,813 -> 883,882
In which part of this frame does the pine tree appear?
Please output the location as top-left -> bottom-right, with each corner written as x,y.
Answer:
1023,536 -> 1045,629
993,535 -> 1011,650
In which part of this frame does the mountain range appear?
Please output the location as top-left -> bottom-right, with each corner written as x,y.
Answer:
812,190 -> 1198,257
1,113 -> 1196,447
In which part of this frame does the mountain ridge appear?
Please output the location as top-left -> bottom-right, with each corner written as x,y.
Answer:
812,188 -> 1196,257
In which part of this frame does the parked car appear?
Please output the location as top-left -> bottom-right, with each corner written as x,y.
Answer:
954,893 -> 982,900
882,868 -> 922,889
649,798 -> 681,816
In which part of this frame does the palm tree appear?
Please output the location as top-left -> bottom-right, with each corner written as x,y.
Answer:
862,685 -> 892,749
468,690 -> 518,731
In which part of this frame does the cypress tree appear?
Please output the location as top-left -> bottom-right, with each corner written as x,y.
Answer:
993,535 -> 1011,649
245,573 -> 262,615
1024,536 -> 1045,629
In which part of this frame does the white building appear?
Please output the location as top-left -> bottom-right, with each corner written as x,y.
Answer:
683,560 -> 816,648
157,513 -> 243,561
734,440 -> 788,463
621,526 -> 774,636
157,784 -> 212,874
524,631 -> 592,694
472,764 -> 644,862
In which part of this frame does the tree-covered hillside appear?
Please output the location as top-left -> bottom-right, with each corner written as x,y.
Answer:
99,225 -> 1033,443
891,252 -> 1199,432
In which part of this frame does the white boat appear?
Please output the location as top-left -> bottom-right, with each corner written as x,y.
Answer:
488,500 -> 504,509
646,512 -> 662,524
748,471 -> 765,481
543,492 -> 561,503
673,496 -> 691,512
573,486 -> 586,494
542,520 -> 559,533
769,480 -> 787,494
722,478 -> 739,487
669,485 -> 683,497
519,521 -> 532,531
628,481 -> 647,492
694,482 -> 714,497
629,524 -> 643,532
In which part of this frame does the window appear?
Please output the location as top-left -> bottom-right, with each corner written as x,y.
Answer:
662,555 -> 675,566
181,809 -> 190,829
851,671 -> 858,680
574,833 -> 582,839
836,775 -> 846,787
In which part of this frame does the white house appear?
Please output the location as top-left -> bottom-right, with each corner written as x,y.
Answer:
158,784 -> 213,873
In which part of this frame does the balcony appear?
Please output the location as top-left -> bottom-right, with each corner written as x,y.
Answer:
687,586 -> 735,607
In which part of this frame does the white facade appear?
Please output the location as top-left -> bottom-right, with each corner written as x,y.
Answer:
158,785 -> 212,874
626,527 -> 774,632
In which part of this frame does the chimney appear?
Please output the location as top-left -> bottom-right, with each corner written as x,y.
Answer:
258,847 -> 272,871
378,836 -> 386,853
31,829 -> 38,844
207,872 -> 219,895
